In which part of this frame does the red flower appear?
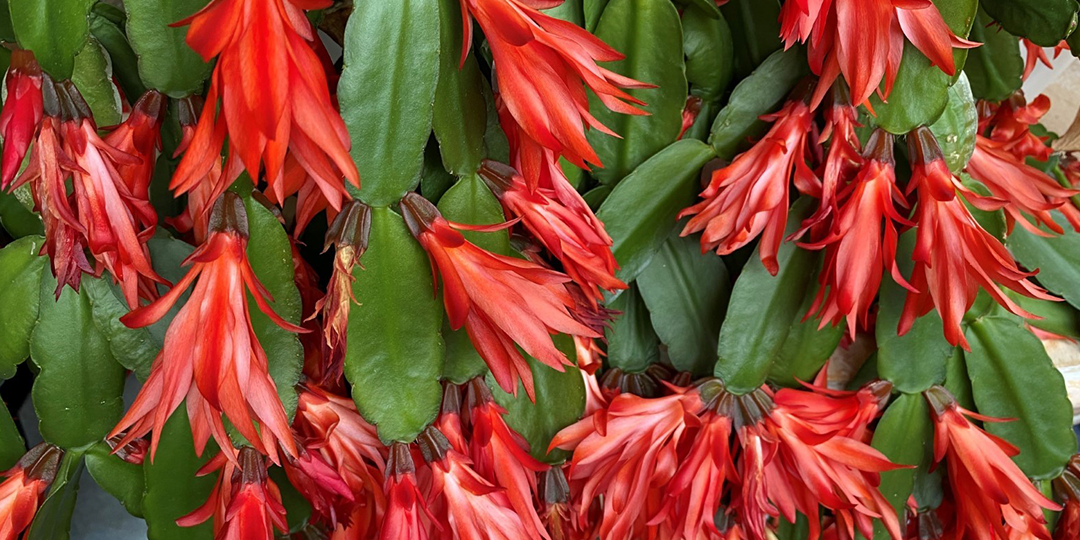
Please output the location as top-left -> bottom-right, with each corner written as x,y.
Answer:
978,94 -> 1053,162
780,0 -> 978,108
104,90 -> 167,208
109,193 -> 305,464
799,86 -> 863,234
168,96 -> 236,243
1054,457 -> 1080,540
902,128 -> 1055,349
178,448 -> 289,540
282,448 -> 353,527
1021,39 -> 1068,81
679,95 -> 817,275
459,0 -> 648,184
380,443 -> 432,540
803,130 -> 912,336
656,408 -> 737,540
537,467 -> 599,540
479,160 -> 625,306
925,386 -> 1059,540
0,50 -> 43,190
0,444 -> 62,540
172,0 -> 359,212
400,192 -> 599,399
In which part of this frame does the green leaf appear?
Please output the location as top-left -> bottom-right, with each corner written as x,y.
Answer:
1007,210 -> 1080,311
714,201 -> 817,394
25,449 -> 84,540
30,275 -> 126,449
928,74 -> 977,174
88,7 -> 145,101
70,37 -> 121,127
0,236 -> 46,380
489,336 -> 585,464
871,394 -> 934,540
597,139 -> 716,285
86,441 -> 144,518
433,0 -> 487,176
637,233 -> 729,375
587,0 -> 687,185
544,0 -> 586,26
0,189 -> 44,239
1006,291 -> 1080,339
683,5 -> 734,102
583,0 -> 611,32
964,11 -> 1024,102
9,0 -> 92,78
142,410 -> 216,540
0,400 -> 24,470
421,139 -> 458,204
605,284 -> 660,373
708,47 -> 808,160
719,0 -> 782,79
769,291 -> 844,388
965,316 -> 1077,478
339,0 -> 440,206
944,347 -> 975,410
123,0 -> 212,96
270,466 -> 312,534
83,278 -> 159,381
982,0 -> 1079,47
345,207 -> 444,443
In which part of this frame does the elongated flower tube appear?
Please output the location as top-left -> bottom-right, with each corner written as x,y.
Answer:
680,93 -> 817,275
171,0 -> 359,211
779,0 -> 978,108
803,130 -> 912,336
178,448 -> 289,540
379,443 -> 432,540
799,85 -> 863,235
459,0 -> 649,184
901,128 -> 1055,349
400,192 -> 599,399
109,193 -> 305,464
925,386 -> 1059,540
104,90 -> 167,206
0,50 -> 43,190
0,444 -> 62,540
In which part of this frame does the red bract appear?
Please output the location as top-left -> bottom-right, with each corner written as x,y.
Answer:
779,0 -> 978,108
655,408 -> 736,540
804,130 -> 911,336
109,193 -> 305,464
479,160 -> 625,306
172,0 -> 359,211
925,386 -> 1059,540
178,448 -> 289,540
104,90 -> 167,206
0,50 -> 43,189
679,95 -> 816,275
400,192 -> 599,399
282,449 -> 353,528
0,444 -> 62,540
801,87 -> 863,233
459,0 -> 649,184
380,443 -> 432,540
902,128 -> 1055,349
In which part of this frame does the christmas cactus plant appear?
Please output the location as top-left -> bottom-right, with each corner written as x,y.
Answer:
1,0 -> 1080,538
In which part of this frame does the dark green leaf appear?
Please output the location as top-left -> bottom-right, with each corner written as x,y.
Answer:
25,449 -> 84,540
982,0 -> 1079,47
769,291 -> 844,388
86,441 -> 144,518
83,278 -> 159,381
708,48 -> 808,160
70,37 -> 121,127
0,189 -> 43,239
1007,210 -> 1080,311
123,0 -> 212,96
964,11 -> 1024,102
142,410 -> 216,540
1006,291 -> 1080,339
544,0 -> 585,26
719,0 -> 781,79
433,0 -> 487,176
683,5 -> 734,101
928,74 -> 977,173
339,0 -> 440,206
0,400 -> 24,470
270,466 -> 312,534
965,316 -> 1077,478
0,236 -> 46,379
944,347 -> 974,410
0,0 -> 14,42
775,514 -> 809,540
637,233 -> 729,375
88,8 -> 145,100
871,394 -> 934,540
583,0 -> 611,32
345,207 -> 444,443
421,139 -> 458,204
597,139 -> 716,285
605,284 -> 660,373
587,0 -> 687,185
9,0 -> 92,78
30,274 -> 126,449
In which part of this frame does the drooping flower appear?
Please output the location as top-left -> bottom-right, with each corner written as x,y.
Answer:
167,96 -> 236,244
478,160 -> 624,306
924,386 -> 1059,540
977,94 -> 1053,162
400,192 -> 599,399
282,447 -> 353,528
104,90 -> 167,207
171,0 -> 359,213
379,443 -> 432,540
419,426 -> 537,540
679,96 -> 703,140
1053,456 -> 1080,540
902,128 -> 1055,349
178,448 -> 289,540
0,444 -> 62,540
679,93 -> 817,275
109,193 -> 305,464
1021,39 -> 1068,81
0,50 -> 43,190
803,129 -> 912,336
779,0 -> 978,108
800,84 -> 863,234
537,467 -> 599,540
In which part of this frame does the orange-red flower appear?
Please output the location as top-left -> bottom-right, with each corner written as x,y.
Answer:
400,192 -> 599,399
1021,39 -> 1068,81
109,193 -> 304,464
1053,456 -> 1080,540
679,95 -> 817,275
479,160 -> 624,306
925,386 -> 1059,540
0,50 -> 43,190
537,467 -> 598,540
0,444 -> 62,540
780,0 -> 978,108
800,86 -> 863,234
178,448 -> 289,540
104,90 -> 167,208
380,443 -> 432,540
978,94 -> 1053,163
803,130 -> 912,336
282,448 -> 353,528
902,128 -> 1055,349
171,0 -> 359,213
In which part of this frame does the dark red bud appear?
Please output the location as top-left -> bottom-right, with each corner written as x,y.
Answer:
387,442 -> 415,480
416,426 -> 451,464
20,443 -> 63,484
208,192 -> 250,238
907,126 -> 946,167
477,159 -> 518,196
237,446 -> 268,486
538,467 -> 571,506
923,385 -> 957,419
863,129 -> 895,165
400,192 -> 441,239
